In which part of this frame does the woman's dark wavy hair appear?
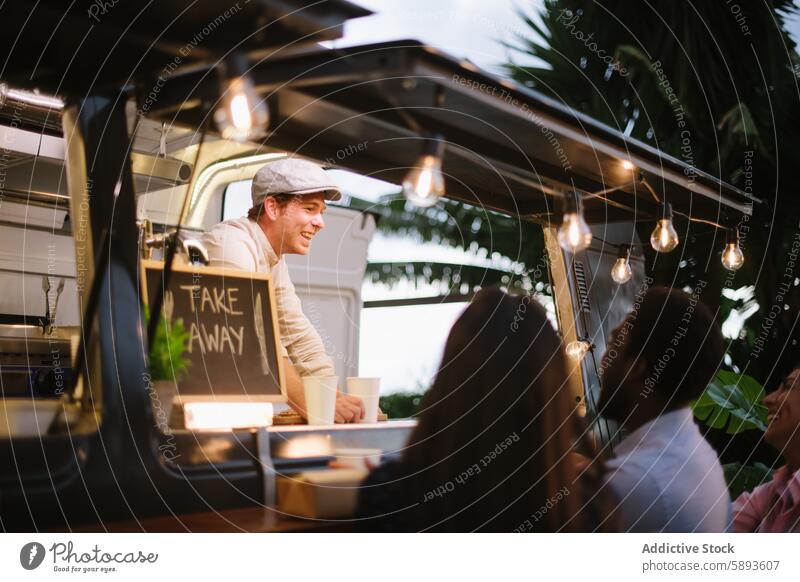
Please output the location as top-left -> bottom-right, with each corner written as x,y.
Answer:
395,287 -> 616,532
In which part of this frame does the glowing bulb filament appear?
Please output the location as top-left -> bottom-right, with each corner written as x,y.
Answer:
611,257 -> 632,284
557,193 -> 592,253
403,141 -> 446,207
229,92 -> 253,130
566,340 -> 591,360
215,59 -> 270,143
413,158 -> 436,197
721,229 -> 744,271
650,213 -> 679,253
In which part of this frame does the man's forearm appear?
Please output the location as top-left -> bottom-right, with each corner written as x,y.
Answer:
283,357 -> 306,417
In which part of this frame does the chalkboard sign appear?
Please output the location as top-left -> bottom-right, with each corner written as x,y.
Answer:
141,260 -> 286,402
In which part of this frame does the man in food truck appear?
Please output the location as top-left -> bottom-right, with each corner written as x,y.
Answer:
201,158 -> 365,423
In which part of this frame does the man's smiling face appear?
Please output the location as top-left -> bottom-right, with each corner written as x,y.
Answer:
272,192 -> 327,255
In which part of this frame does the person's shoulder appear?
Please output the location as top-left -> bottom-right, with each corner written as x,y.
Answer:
604,454 -> 661,489
202,217 -> 260,271
204,218 -> 260,252
204,216 -> 253,240
734,470 -> 779,508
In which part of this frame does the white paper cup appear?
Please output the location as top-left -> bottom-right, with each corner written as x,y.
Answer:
303,376 -> 338,425
346,377 -> 380,423
334,447 -> 382,471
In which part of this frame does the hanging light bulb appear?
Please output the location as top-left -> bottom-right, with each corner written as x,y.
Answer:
650,201 -> 680,252
721,228 -> 744,271
402,135 -> 446,207
557,192 -> 592,253
566,339 -> 592,361
214,54 -> 269,142
611,244 -> 633,284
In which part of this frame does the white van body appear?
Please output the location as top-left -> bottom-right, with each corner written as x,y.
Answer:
0,130 -> 375,394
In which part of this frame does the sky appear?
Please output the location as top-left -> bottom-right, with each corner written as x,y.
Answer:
329,0 -> 545,74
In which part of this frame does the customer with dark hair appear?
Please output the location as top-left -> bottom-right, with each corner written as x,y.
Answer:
733,366 -> 800,532
355,287 -> 616,532
597,286 -> 730,532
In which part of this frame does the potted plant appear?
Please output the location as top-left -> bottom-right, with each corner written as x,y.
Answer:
144,304 -> 190,430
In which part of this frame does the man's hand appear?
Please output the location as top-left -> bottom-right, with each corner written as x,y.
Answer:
283,357 -> 365,423
335,392 -> 365,423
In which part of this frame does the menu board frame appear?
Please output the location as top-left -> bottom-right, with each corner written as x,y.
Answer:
140,259 -> 287,403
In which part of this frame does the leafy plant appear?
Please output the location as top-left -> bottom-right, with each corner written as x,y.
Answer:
692,370 -> 768,434
144,305 -> 191,382
379,391 -> 425,419
693,370 -> 774,497
723,462 -> 775,500
345,193 -> 549,295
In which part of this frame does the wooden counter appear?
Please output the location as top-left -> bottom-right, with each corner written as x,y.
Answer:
73,506 -> 351,533
65,421 -> 418,533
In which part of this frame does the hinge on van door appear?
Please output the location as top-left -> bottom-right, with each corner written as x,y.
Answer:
573,261 -> 592,313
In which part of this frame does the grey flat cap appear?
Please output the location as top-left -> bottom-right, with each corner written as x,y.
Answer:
252,158 -> 341,205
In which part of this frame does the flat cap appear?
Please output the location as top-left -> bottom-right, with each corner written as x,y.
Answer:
252,158 -> 341,205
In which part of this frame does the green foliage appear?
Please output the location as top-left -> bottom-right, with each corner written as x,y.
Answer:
505,0 -> 800,382
365,261 -> 549,295
379,391 -> 425,419
144,305 -> 191,382
723,462 -> 774,500
693,370 -> 775,497
346,190 -> 549,294
692,370 -> 768,434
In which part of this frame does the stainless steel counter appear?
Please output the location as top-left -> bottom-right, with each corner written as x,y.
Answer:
163,419 -> 416,474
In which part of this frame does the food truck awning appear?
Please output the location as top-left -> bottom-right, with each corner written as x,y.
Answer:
141,40 -> 759,224
1,1 -> 756,226
0,0 -> 371,95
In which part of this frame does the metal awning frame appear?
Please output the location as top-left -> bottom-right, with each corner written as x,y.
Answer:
142,40 -> 759,228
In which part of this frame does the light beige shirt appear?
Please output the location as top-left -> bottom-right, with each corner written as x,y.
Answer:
201,216 -> 335,378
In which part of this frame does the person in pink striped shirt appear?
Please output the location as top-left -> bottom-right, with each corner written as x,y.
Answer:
732,366 -> 800,533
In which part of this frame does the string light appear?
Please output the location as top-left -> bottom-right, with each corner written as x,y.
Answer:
557,192 -> 592,253
721,228 -> 745,271
566,339 -> 592,361
214,54 -> 269,142
403,135 -> 445,207
650,201 -> 680,252
611,244 -> 633,284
